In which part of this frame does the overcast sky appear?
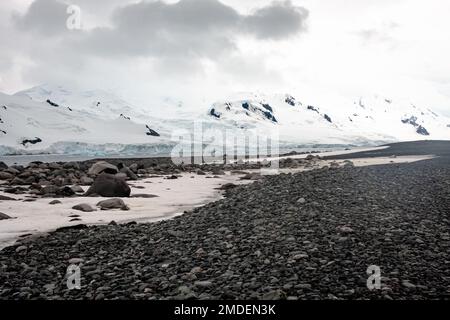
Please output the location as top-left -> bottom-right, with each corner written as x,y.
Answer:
1,0 -> 450,114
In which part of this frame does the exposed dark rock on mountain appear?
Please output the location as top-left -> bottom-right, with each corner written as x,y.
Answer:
402,116 -> 419,127
0,161 -> 8,170
46,99 -> 59,107
120,114 -> 131,120
263,111 -> 277,123
0,130 -> 6,135
358,99 -> 366,109
21,137 -> 42,146
323,114 -> 332,123
146,125 -> 160,137
238,102 -> 278,123
285,95 -> 296,107
401,116 -> 430,136
416,125 -> 430,136
209,108 -> 221,119
307,105 -> 319,113
1,105 -> 6,110
262,104 -> 273,112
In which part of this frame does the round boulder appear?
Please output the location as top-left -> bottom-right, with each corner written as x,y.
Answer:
84,173 -> 131,197
88,161 -> 119,176
96,198 -> 129,211
72,203 -> 96,212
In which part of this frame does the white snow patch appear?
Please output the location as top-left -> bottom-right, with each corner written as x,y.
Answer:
0,174 -> 249,249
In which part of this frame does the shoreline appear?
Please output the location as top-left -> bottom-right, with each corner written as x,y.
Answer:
0,140 -> 448,300
0,143 -> 433,249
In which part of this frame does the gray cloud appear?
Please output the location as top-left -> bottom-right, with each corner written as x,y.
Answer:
5,0 -> 309,96
12,0 -> 68,36
243,1 -> 309,40
13,0 -> 309,60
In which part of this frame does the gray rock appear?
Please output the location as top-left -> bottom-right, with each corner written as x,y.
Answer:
0,161 -> 8,170
88,161 -> 119,176
84,173 -> 131,198
80,176 -> 94,185
0,172 -> 14,180
402,280 -> 416,289
194,281 -> 213,288
70,185 -> 85,194
131,194 -> 159,198
72,203 -> 96,212
41,185 -> 59,195
15,245 -> 27,253
5,167 -> 20,175
96,198 -> 129,211
118,165 -> 138,181
63,162 -> 80,170
0,195 -> 16,201
10,177 -> 27,185
0,212 -> 12,220
262,290 -> 286,300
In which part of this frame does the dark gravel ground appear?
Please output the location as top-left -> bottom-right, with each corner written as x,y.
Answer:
0,141 -> 449,300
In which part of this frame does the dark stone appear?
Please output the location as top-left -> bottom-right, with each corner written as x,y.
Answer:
88,161 -> 119,175
84,173 -> 131,197
0,212 -> 12,220
96,198 -> 129,211
72,204 -> 96,212
55,224 -> 88,232
131,194 -> 159,198
117,164 -> 138,180
0,195 -> 16,201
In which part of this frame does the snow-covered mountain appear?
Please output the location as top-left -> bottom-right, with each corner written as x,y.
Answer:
1,84 -> 449,156
0,85 -> 176,156
207,92 -> 450,145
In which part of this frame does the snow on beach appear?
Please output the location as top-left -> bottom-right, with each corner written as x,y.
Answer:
0,174 -> 251,249
0,149 -> 434,250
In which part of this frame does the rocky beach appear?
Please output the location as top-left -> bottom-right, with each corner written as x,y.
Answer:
0,141 -> 449,300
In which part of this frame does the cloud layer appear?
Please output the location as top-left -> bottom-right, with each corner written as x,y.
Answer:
13,0 -> 309,60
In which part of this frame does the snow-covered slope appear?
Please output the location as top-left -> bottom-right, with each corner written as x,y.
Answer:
207,92 -> 450,145
0,87 -> 175,156
1,84 -> 449,156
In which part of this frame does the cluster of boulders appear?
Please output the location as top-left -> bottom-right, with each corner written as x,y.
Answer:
279,155 -> 322,169
0,153 -> 335,201
0,160 -> 138,199
72,198 -> 130,213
